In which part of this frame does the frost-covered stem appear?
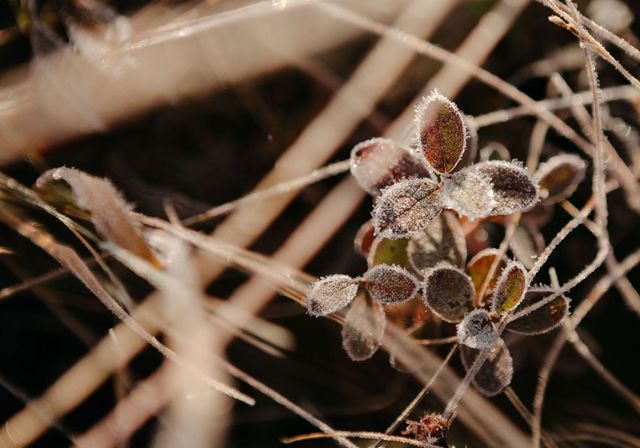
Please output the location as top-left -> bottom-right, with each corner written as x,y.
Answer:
561,198 -> 640,316
538,0 -> 640,63
541,0 -> 640,90
525,198 -> 594,283
532,7 -> 611,444
442,320 -> 508,420
472,85 -> 639,128
183,160 -> 351,225
372,345 -> 457,448
534,247 -> 640,433
531,247 -> 640,448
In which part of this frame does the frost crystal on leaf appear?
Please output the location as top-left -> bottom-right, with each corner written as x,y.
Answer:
423,265 -> 475,322
442,166 -> 496,219
471,161 -> 539,215
341,292 -> 386,361
373,178 -> 444,239
408,211 -> 467,274
457,309 -> 498,349
507,286 -> 569,335
491,260 -> 528,313
467,248 -> 507,300
306,274 -> 358,317
367,236 -> 410,269
460,339 -> 513,397
415,91 -> 467,174
535,154 -> 586,205
364,264 -> 419,305
350,137 -> 428,196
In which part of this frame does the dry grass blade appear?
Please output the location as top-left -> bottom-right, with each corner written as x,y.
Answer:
35,167 -> 157,263
0,209 -> 254,410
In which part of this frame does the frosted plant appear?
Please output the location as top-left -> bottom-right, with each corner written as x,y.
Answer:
348,91 -> 540,240
306,263 -> 420,361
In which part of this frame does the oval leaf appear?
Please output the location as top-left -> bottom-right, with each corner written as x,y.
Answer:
373,178 -> 444,239
307,274 -> 358,316
364,264 -> 420,305
354,220 -> 376,258
467,248 -> 507,300
460,339 -> 513,397
368,236 -> 410,268
423,265 -> 475,322
472,161 -> 539,215
457,309 -> 498,349
507,286 -> 569,335
443,166 -> 496,219
408,211 -> 467,274
342,291 -> 386,361
536,154 -> 586,204
415,91 -> 467,173
491,260 -> 528,313
350,138 -> 428,195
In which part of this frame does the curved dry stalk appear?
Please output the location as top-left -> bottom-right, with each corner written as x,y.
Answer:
472,85 -> 640,128
318,3 -> 640,212
0,1 -> 408,163
0,210 -> 254,407
540,0 -> 640,90
565,326 -> 640,412
503,387 -> 559,448
283,431 -> 438,447
0,374 -> 77,446
72,362 -> 175,448
530,270 -> 640,448
581,10 -> 640,63
527,119 -> 550,172
414,336 -> 458,346
183,160 -> 351,225
371,345 -> 457,448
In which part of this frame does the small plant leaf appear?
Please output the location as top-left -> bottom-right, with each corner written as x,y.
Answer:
364,264 -> 420,305
467,248 -> 507,300
443,166 -> 496,219
354,220 -> 376,258
373,178 -> 444,239
535,154 -> 587,204
507,286 -> 569,335
350,137 -> 428,195
415,91 -> 467,173
491,260 -> 528,313
471,161 -> 539,216
306,274 -> 358,316
368,237 -> 410,268
423,265 -> 475,322
460,339 -> 513,397
408,211 -> 467,274
342,291 -> 386,361
457,309 -> 498,349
